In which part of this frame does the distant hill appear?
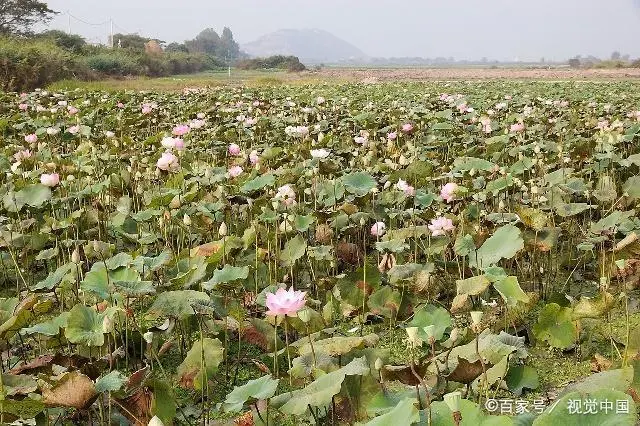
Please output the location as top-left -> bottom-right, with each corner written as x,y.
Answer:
241,29 -> 367,64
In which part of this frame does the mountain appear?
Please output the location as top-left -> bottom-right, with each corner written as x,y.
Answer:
241,29 -> 367,64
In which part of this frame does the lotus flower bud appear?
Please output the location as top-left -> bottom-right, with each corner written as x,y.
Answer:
71,248 -> 80,264
449,327 -> 460,343
143,331 -> 154,343
219,222 -> 228,237
169,196 -> 181,209
470,311 -> 483,327
374,358 -> 384,370
183,214 -> 191,226
148,416 -> 165,426
102,314 -> 114,333
405,327 -> 421,348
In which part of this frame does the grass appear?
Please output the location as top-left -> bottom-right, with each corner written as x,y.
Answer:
47,69 -> 346,92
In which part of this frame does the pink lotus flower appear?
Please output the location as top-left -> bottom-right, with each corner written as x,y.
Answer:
402,123 -> 414,133
265,287 -> 306,316
190,119 -> 205,129
387,131 -> 397,140
117,102 -> 124,109
441,182 -> 459,203
354,136 -> 368,145
161,137 -> 178,149
67,125 -> 80,135
19,103 -> 28,111
396,179 -> 415,196
285,126 -> 309,138
371,221 -> 386,237
172,124 -> 190,136
275,184 -> 296,206
428,216 -> 455,236
197,112 -> 206,119
46,127 -> 59,136
479,117 -> 492,133
14,150 -> 32,162
310,149 -> 330,159
510,123 -> 525,133
141,104 -> 152,114
228,165 -> 243,178
40,173 -> 60,187
228,143 -> 241,156
174,139 -> 185,151
24,134 -> 37,144
244,117 -> 257,127
627,111 -> 640,121
457,103 -> 469,113
596,120 -> 609,130
67,106 -> 78,115
156,152 -> 179,172
249,150 -> 260,165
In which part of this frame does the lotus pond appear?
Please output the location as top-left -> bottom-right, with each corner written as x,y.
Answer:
2,80 -> 640,425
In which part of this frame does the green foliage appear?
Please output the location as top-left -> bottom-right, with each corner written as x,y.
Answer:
0,0 -> 57,36
237,55 -> 307,72
0,36 -> 83,91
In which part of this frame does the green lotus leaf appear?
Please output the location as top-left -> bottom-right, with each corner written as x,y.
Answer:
532,303 -> 577,349
64,304 -> 104,347
177,338 -> 224,391
223,375 -> 279,412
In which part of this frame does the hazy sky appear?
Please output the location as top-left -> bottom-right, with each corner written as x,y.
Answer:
44,0 -> 640,61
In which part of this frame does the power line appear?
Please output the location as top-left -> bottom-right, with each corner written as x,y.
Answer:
63,11 -> 136,47
67,12 -> 109,27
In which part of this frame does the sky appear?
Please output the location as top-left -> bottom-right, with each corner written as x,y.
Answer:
43,0 -> 640,61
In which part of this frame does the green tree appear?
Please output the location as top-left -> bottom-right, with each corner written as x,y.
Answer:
39,29 -> 86,53
112,33 -> 163,51
219,26 -> 240,59
185,28 -> 221,55
0,0 -> 57,36
165,42 -> 188,53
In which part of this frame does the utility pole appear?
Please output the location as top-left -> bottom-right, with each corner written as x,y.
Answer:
109,19 -> 114,48
67,11 -> 71,34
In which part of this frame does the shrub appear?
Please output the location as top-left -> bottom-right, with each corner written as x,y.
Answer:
38,30 -> 87,53
0,37 -> 86,92
236,55 -> 306,72
83,52 -> 142,76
